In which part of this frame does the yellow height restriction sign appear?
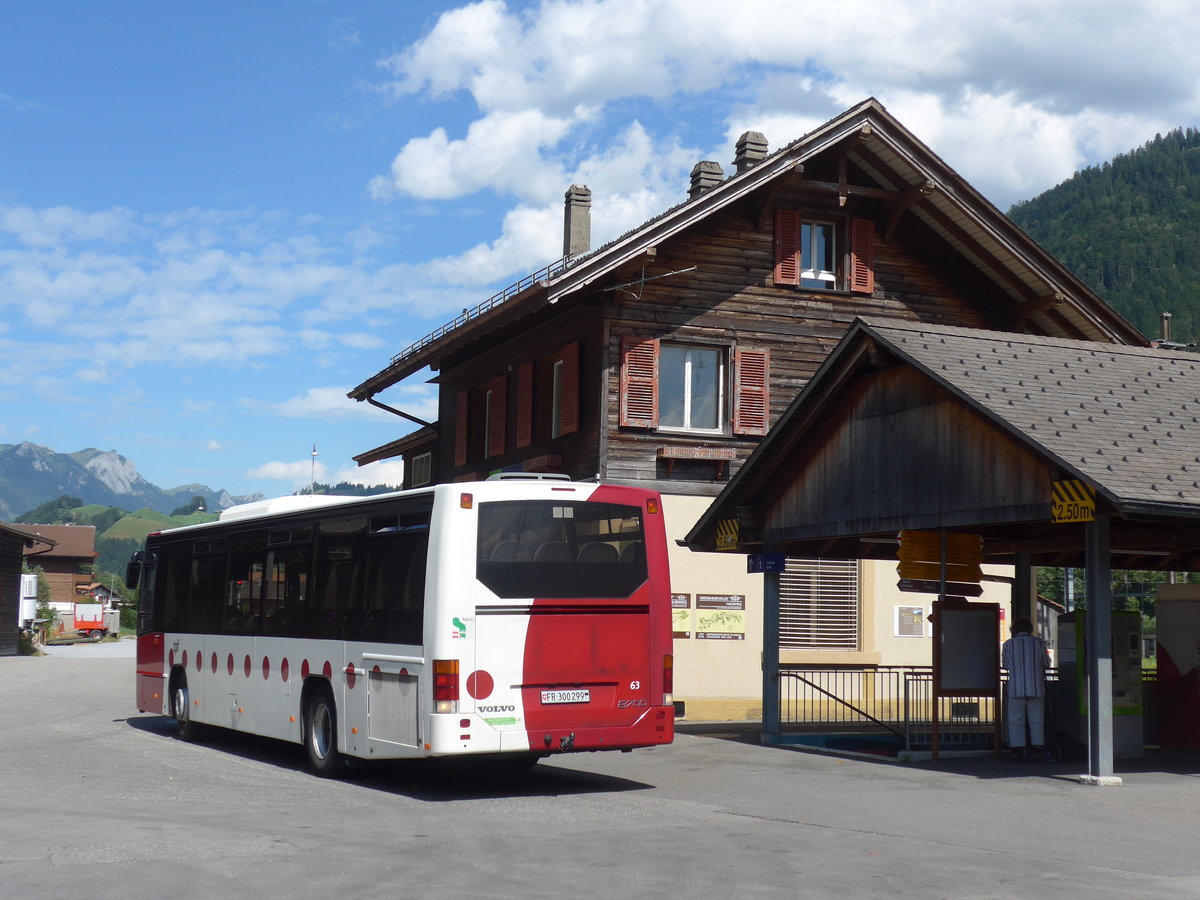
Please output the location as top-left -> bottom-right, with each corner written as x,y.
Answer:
715,519 -> 740,552
1052,479 -> 1096,523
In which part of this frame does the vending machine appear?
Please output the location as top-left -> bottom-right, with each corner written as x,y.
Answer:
1056,611 -> 1143,759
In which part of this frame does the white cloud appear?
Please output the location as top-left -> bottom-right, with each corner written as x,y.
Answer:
205,440 -> 223,452
246,459 -> 329,486
374,0 -> 1200,213
274,386 -> 397,421
333,459 -> 405,487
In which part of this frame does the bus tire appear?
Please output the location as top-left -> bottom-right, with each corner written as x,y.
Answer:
171,674 -> 203,742
304,686 -> 345,778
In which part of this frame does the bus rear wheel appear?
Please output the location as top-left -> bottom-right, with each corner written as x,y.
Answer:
304,687 -> 346,778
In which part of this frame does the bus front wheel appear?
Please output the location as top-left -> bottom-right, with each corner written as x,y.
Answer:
304,687 -> 346,778
171,674 -> 202,742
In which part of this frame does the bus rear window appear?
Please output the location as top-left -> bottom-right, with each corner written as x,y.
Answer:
477,500 -> 647,599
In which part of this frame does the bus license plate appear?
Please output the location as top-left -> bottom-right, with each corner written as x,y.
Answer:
541,689 -> 590,705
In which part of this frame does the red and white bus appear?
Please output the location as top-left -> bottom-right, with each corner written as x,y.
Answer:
126,476 -> 674,775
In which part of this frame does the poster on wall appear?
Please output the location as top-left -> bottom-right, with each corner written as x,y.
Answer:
894,605 -> 927,638
695,594 -> 746,640
671,593 -> 692,639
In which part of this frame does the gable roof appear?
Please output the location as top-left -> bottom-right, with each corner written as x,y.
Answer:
16,524 -> 96,559
686,318 -> 1200,560
0,522 -> 57,551
350,98 -> 1145,403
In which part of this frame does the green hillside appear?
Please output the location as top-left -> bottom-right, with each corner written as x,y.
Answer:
1009,127 -> 1200,342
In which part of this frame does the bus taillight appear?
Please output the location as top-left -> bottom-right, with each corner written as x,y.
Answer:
663,654 -> 673,706
434,659 -> 460,713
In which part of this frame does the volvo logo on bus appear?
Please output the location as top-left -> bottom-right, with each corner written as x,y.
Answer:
478,704 -> 516,713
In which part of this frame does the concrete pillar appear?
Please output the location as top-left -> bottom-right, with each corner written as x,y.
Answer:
761,541 -> 782,743
1082,515 -> 1120,785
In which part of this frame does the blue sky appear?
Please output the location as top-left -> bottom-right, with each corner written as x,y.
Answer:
3,0 -> 1199,503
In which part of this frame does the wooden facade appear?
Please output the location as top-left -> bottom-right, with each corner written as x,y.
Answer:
350,104 -> 1141,494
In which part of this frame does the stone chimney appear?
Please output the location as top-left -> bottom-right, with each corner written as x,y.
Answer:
689,161 -> 724,199
563,184 -> 591,258
733,131 -> 768,173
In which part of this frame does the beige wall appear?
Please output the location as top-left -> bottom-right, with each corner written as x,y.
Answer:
662,494 -> 1016,721
865,561 -> 1014,666
662,495 -> 765,720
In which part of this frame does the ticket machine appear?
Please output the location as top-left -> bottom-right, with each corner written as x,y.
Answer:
1056,611 -> 1143,759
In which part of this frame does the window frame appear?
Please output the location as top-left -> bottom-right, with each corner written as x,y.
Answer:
409,452 -> 432,488
658,341 -> 727,435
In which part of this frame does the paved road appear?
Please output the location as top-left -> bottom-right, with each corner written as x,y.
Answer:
3,652 -> 1200,898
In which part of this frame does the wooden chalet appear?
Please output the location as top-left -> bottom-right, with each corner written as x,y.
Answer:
0,523 -> 54,656
349,98 -> 1146,718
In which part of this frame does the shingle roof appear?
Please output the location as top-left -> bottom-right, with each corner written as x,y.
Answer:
687,318 -> 1200,554
861,318 -> 1200,514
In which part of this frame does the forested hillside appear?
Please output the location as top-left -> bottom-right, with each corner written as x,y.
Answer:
1009,127 -> 1200,342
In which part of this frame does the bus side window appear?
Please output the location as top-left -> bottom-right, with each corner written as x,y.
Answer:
359,531 -> 428,645
264,547 -> 309,638
160,543 -> 191,633
190,554 -> 224,634
225,532 -> 267,634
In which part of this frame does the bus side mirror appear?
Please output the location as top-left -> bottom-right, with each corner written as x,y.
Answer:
125,551 -> 144,590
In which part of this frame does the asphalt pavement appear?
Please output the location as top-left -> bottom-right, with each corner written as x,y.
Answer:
3,649 -> 1200,898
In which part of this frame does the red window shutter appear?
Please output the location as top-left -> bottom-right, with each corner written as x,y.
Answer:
619,336 -> 659,428
773,209 -> 801,286
733,348 -> 770,436
515,362 -> 534,449
559,341 -> 579,436
453,391 -> 468,467
849,217 -> 875,294
487,374 -> 507,458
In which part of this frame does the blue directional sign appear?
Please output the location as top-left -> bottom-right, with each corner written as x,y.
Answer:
747,553 -> 786,573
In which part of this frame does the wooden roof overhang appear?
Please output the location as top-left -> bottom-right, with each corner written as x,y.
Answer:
349,99 -> 1145,406
352,424 -> 438,467
686,318 -> 1200,571
0,523 -> 57,552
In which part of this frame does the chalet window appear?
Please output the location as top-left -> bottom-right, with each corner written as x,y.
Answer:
620,336 -> 769,436
410,452 -> 432,487
526,341 -> 579,444
801,221 -> 836,289
773,209 -> 874,294
661,344 -> 723,432
779,558 -> 860,651
551,360 -> 565,438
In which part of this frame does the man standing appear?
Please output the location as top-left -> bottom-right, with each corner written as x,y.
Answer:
1002,616 -> 1051,761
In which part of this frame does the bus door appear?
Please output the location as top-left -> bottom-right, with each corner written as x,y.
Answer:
128,549 -> 166,715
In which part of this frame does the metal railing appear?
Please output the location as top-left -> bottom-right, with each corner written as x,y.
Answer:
778,666 -> 1031,752
779,665 -> 1160,755
387,255 -> 572,368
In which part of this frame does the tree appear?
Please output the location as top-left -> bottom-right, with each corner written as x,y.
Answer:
15,495 -> 83,524
170,494 -> 208,517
